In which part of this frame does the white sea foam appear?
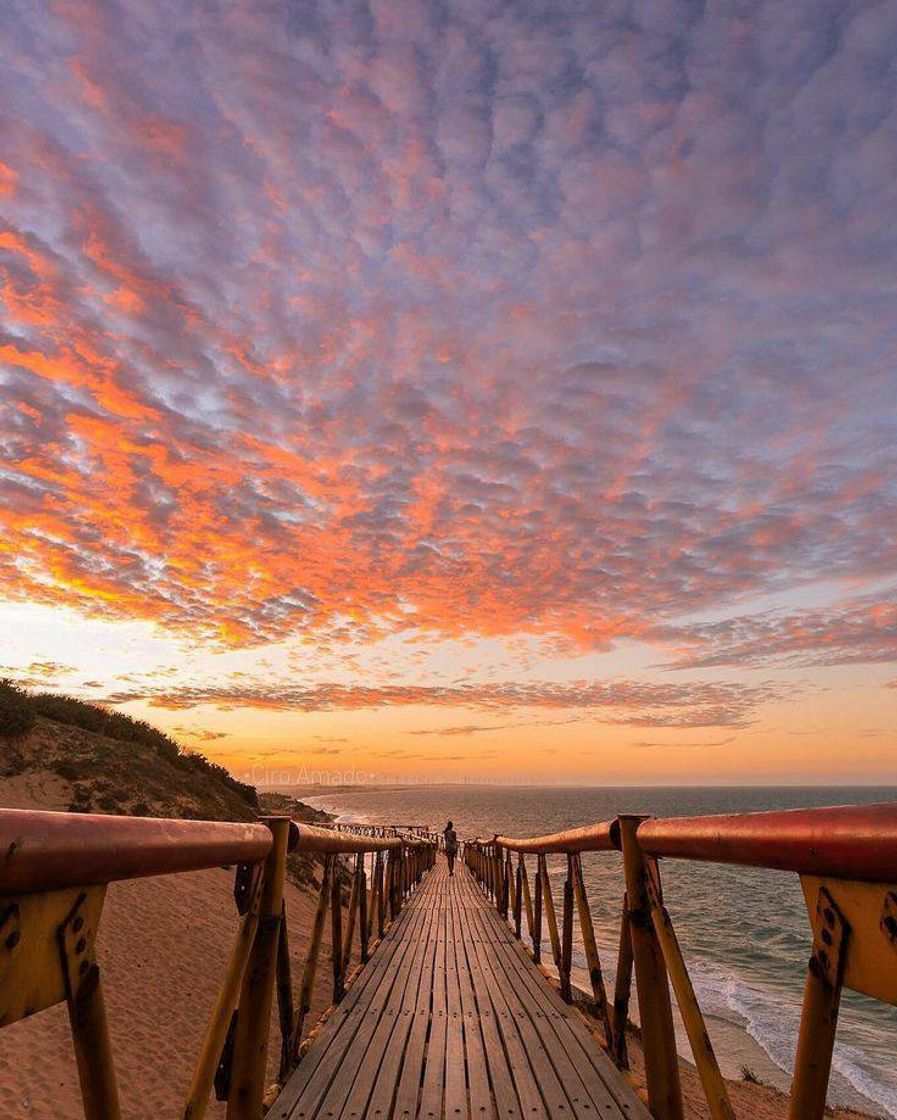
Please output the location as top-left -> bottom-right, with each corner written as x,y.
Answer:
689,956 -> 897,1119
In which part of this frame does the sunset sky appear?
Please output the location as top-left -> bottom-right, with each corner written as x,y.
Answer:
1,1 -> 896,786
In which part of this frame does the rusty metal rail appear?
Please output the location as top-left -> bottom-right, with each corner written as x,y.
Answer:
495,819 -> 619,854
636,803 -> 897,881
0,807 -> 436,1120
465,803 -> 897,1120
0,807 -> 275,892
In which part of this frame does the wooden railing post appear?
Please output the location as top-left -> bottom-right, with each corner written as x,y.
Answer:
644,861 -> 734,1120
387,848 -> 399,920
331,859 -> 345,1003
538,854 -> 562,972
291,853 -> 333,1062
560,855 -> 574,1001
570,852 -> 612,1045
226,816 -> 290,1119
372,851 -> 385,940
502,846 -> 513,921
341,853 -> 361,977
514,854 -> 524,938
358,855 -> 370,964
612,892 -> 633,1069
58,890 -> 121,1120
275,902 -> 294,1086
619,816 -> 683,1120
533,856 -> 543,964
184,873 -> 265,1118
520,853 -> 535,944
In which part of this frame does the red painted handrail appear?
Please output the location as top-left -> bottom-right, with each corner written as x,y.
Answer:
0,808 -> 274,894
494,819 -> 619,854
636,803 -> 897,882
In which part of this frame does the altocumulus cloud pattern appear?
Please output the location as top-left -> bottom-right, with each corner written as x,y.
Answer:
1,0 -> 896,686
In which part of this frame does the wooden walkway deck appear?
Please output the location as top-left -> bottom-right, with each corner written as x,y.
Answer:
272,858 -> 650,1120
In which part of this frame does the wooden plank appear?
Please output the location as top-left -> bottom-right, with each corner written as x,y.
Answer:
278,857 -> 650,1120
309,901 -> 433,1120
485,891 -> 649,1120
466,897 -> 574,1119
474,900 -> 615,1120
365,869 -> 441,1120
332,891 -> 440,1120
277,905 -> 426,1119
453,871 -> 520,1120
443,871 -> 471,1120
390,864 -> 444,1120
418,876 -> 448,1120
460,872 -> 548,1120
448,871 -> 492,1120
274,881 -> 432,1119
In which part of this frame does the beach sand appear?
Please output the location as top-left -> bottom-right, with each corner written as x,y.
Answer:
579,1010 -> 878,1120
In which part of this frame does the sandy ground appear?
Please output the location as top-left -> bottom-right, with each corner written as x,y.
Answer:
579,1011 -> 876,1120
0,769 -> 71,812
0,868 -> 335,1119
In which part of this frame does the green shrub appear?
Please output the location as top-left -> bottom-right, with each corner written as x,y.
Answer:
0,681 -> 257,813
26,690 -> 257,808
0,680 -> 36,738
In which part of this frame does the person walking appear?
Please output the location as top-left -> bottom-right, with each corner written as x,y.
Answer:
443,820 -> 458,876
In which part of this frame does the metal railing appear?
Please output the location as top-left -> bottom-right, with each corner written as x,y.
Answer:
464,803 -> 897,1120
0,807 -> 436,1119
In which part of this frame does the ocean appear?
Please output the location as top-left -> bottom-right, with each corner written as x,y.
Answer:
302,784 -> 897,1119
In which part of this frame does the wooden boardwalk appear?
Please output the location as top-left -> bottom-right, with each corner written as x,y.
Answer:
272,857 -> 649,1120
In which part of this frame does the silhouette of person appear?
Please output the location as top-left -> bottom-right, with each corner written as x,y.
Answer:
443,820 -> 458,875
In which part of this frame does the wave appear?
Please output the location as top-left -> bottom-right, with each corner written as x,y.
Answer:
687,956 -> 897,1119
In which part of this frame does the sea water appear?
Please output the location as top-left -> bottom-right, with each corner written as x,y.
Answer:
302,784 -> 897,1119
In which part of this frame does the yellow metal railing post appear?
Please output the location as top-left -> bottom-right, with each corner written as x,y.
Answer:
59,889 -> 122,1120
619,815 -> 683,1120
788,885 -> 849,1120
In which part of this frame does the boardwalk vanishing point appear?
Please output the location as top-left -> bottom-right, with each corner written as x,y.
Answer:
2,804 -> 897,1120
273,857 -> 647,1120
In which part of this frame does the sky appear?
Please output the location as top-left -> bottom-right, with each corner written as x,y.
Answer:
1,0 -> 896,787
